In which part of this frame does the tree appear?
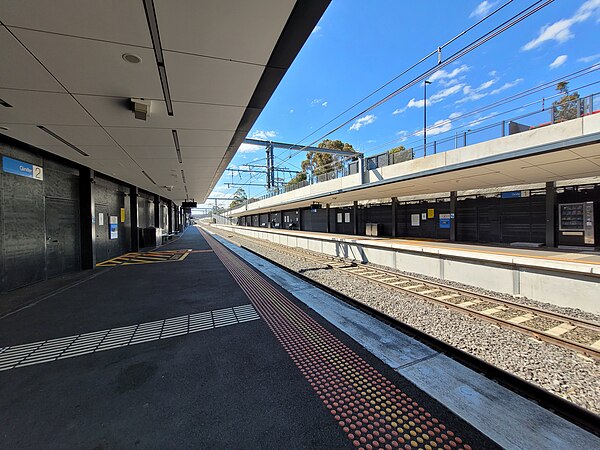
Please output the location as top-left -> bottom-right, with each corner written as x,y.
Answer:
553,81 -> 580,123
302,139 -> 356,176
229,187 -> 247,209
389,145 -> 406,154
285,139 -> 356,186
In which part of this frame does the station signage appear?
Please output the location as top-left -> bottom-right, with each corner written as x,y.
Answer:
2,156 -> 43,180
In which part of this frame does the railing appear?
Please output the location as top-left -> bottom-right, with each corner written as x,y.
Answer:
235,92 -> 599,209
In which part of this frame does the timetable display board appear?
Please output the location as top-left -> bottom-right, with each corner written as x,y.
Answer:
559,203 -> 584,231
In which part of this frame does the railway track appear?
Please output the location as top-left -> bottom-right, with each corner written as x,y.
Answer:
210,226 -> 600,360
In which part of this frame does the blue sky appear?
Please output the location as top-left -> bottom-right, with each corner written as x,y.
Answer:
202,0 -> 600,209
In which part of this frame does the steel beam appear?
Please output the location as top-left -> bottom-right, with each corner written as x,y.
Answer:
243,138 -> 359,157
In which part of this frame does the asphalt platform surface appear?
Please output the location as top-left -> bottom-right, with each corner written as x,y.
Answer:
0,227 -> 499,449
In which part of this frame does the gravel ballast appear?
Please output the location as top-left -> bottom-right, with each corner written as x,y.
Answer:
211,227 -> 600,415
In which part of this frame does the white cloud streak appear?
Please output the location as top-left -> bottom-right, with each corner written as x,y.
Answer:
489,78 -> 524,95
523,0 -> 600,50
549,54 -> 568,69
427,64 -> 469,83
349,114 -> 376,131
577,53 -> 600,63
470,1 -> 497,19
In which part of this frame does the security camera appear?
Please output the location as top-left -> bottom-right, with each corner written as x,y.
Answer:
131,98 -> 151,121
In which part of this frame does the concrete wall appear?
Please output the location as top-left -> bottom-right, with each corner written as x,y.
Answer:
215,224 -> 600,314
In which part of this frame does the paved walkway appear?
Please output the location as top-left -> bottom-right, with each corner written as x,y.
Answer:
0,227 -> 497,449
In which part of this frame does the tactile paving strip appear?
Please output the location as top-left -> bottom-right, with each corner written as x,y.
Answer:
203,229 -> 471,450
0,304 -> 259,372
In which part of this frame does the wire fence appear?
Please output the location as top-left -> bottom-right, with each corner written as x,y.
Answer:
240,91 -> 599,208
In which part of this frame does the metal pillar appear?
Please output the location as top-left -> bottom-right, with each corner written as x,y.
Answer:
326,204 -> 331,233
353,201 -> 358,235
129,185 -> 139,252
167,201 -> 173,234
545,181 -> 556,247
153,194 -> 160,229
449,191 -> 457,242
391,197 -> 398,238
79,167 -> 96,269
297,208 -> 303,230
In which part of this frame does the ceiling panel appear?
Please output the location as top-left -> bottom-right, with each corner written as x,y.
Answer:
83,145 -> 129,160
0,0 -> 152,47
0,88 -> 95,126
164,51 -> 264,105
155,0 -> 296,64
0,27 -> 65,93
11,28 -> 161,98
76,95 -> 245,130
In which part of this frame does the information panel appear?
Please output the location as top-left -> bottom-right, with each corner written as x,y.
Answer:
559,203 -> 584,231
2,156 -> 43,180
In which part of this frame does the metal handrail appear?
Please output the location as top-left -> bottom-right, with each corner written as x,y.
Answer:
232,92 -> 598,209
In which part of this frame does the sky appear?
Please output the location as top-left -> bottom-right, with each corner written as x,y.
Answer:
198,0 -> 600,211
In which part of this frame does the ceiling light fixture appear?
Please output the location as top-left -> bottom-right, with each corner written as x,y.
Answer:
180,169 -> 186,183
122,53 -> 142,64
0,98 -> 13,108
172,129 -> 182,163
131,98 -> 151,121
143,0 -> 174,116
142,170 -> 157,184
37,125 -> 89,156
0,126 -> 9,131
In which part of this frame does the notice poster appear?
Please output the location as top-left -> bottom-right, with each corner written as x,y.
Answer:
120,208 -> 126,223
109,215 -> 118,240
427,208 -> 434,219
411,214 -> 420,226
98,213 -> 104,226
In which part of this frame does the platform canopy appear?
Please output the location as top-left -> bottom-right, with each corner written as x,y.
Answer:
0,0 -> 329,203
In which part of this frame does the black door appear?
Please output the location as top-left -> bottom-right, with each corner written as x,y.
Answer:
45,197 -> 81,278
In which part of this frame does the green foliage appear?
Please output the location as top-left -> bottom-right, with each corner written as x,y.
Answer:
229,187 -> 247,209
286,171 -> 307,186
553,81 -> 580,123
301,139 -> 356,176
388,145 -> 406,154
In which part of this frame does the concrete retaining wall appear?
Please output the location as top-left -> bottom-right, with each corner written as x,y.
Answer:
215,225 -> 600,314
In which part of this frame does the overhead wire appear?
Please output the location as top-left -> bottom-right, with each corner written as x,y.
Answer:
275,0 -> 553,167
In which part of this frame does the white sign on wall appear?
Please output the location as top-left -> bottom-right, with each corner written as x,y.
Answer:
411,214 -> 420,226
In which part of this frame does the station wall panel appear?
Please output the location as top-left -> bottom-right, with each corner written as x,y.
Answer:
94,176 -> 131,262
301,208 -> 328,232
0,136 -> 81,292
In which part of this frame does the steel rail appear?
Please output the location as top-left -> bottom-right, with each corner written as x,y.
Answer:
213,227 -> 600,360
202,225 -> 600,437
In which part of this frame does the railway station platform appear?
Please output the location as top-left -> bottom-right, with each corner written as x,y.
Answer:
1,226 -> 598,449
213,224 -> 600,314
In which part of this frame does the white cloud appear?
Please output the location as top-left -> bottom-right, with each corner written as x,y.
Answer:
349,114 -> 376,131
429,84 -> 465,102
238,143 -> 261,153
427,64 -> 470,83
310,98 -> 327,107
549,54 -> 568,69
456,78 -> 497,104
523,0 -> 600,50
488,70 -> 498,77
489,78 -> 524,95
578,53 -> 600,63
251,130 -> 277,140
476,79 -> 497,90
312,25 -> 322,34
470,1 -> 497,19
322,101 -> 328,107
449,112 -> 463,119
416,118 -> 453,137
393,98 -> 430,115
289,109 -> 294,114
467,112 -> 497,127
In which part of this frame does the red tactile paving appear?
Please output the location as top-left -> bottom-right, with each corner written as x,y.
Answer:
202,230 -> 472,450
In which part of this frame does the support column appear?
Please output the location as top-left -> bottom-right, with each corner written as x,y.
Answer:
450,191 -> 457,242
79,167 -> 96,269
326,204 -> 331,233
391,197 -> 398,238
353,201 -> 358,235
545,181 -> 556,247
167,201 -> 173,234
129,185 -> 139,252
297,208 -> 303,231
153,194 -> 160,229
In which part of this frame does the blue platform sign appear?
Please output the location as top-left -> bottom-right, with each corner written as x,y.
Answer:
501,191 -> 521,199
439,213 -> 451,229
2,156 -> 43,180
